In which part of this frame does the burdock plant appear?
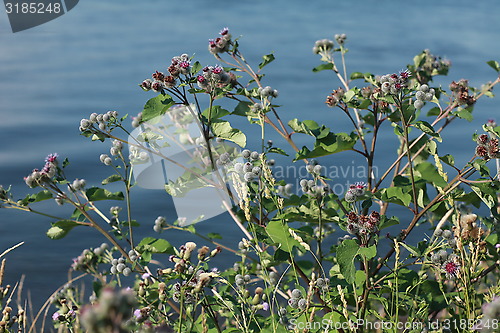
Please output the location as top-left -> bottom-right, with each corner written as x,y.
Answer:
1,28 -> 500,333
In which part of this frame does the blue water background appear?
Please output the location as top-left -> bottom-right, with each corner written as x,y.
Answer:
0,0 -> 499,312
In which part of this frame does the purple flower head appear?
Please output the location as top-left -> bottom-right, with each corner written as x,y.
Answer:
179,61 -> 190,69
487,119 -> 497,127
495,243 -> 500,249
52,312 -> 60,321
142,273 -> 151,280
220,27 -> 229,36
212,66 -> 223,74
442,259 -> 460,279
262,302 -> 269,311
133,309 -> 142,320
399,69 -> 411,79
197,75 -> 206,83
45,153 -> 59,164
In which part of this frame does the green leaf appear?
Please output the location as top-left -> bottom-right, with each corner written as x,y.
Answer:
232,101 -> 253,116
202,105 -> 230,120
358,245 -> 376,260
191,61 -> 202,74
415,162 -> 448,188
413,121 -> 441,142
414,52 -> 426,68
138,237 -> 174,254
399,242 -> 420,256
46,220 -> 81,240
207,233 -> 222,240
336,239 -> 358,284
288,119 -> 319,135
487,60 -> 500,73
259,53 -> 275,69
350,72 -> 364,80
91,132 -> 107,142
343,89 -> 357,103
312,63 -> 333,72
294,132 -> 357,160
439,154 -> 455,167
266,220 -> 302,253
426,107 -> 441,117
142,94 -> 175,123
85,187 -> 124,201
211,120 -> 246,147
393,123 -> 404,137
379,216 -> 400,230
267,147 -> 289,156
102,174 -> 122,185
453,107 -> 473,122
470,184 -> 498,209
380,187 -> 412,207
19,190 -> 53,205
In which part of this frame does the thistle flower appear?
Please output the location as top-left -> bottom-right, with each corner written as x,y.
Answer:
442,257 -> 460,279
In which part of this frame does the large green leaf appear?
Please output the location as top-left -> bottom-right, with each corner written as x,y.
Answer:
85,187 -> 124,201
138,237 -> 174,254
211,120 -> 246,147
231,101 -> 253,117
142,94 -> 175,122
202,105 -> 230,121
101,174 -> 122,185
259,53 -> 275,69
19,190 -> 53,206
487,60 -> 500,73
312,63 -> 333,72
294,132 -> 357,160
266,220 -> 302,253
452,107 -> 473,122
415,162 -> 448,188
358,244 -> 377,260
470,183 -> 499,209
336,239 -> 358,284
413,121 -> 441,142
288,119 -> 320,135
46,220 -> 81,240
378,186 -> 412,207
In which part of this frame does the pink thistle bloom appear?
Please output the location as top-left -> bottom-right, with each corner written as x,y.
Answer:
212,66 -> 223,74
45,153 -> 58,164
442,259 -> 460,279
399,69 -> 411,79
179,61 -> 190,69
